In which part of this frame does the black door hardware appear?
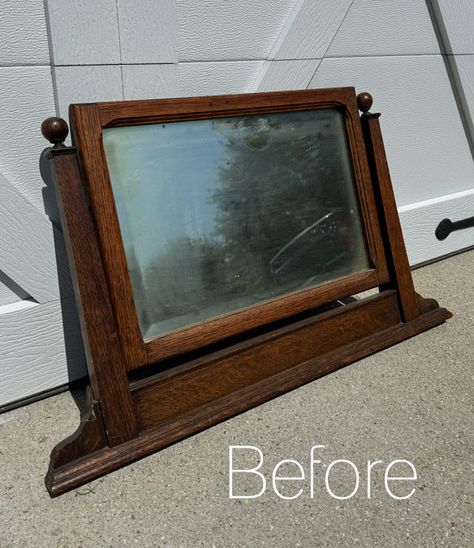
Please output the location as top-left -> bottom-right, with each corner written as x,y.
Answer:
435,216 -> 474,240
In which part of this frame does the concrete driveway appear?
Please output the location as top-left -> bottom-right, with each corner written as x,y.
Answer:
0,251 -> 472,547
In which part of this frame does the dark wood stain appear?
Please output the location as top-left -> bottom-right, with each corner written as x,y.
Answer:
40,88 -> 451,496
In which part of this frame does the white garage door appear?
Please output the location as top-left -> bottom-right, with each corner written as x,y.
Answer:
1,0 -> 473,408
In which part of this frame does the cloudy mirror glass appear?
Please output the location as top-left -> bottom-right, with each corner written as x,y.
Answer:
103,109 -> 369,340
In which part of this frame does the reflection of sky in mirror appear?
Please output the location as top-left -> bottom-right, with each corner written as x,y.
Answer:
103,121 -> 226,271
102,110 -> 370,338
102,110 -> 352,277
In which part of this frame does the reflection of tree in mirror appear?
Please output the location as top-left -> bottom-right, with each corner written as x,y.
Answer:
143,236 -> 225,320
212,110 -> 363,292
141,110 -> 366,328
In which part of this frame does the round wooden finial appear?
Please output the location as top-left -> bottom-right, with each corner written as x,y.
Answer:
357,92 -> 373,114
41,117 -> 69,147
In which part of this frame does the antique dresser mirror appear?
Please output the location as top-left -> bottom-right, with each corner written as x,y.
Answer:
41,88 -> 451,496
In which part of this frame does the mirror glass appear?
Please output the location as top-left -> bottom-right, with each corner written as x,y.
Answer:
103,108 -> 369,339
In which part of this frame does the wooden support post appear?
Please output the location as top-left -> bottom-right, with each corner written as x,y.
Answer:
357,93 -> 421,322
42,118 -> 137,447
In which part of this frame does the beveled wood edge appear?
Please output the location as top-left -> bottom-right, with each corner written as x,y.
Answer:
133,291 -> 402,429
45,386 -> 107,493
85,87 -> 357,127
69,87 -> 392,368
69,105 -> 148,370
144,269 -> 383,363
359,111 -> 421,322
84,87 -> 388,283
343,92 -> 389,283
43,88 -> 453,498
417,291 -> 446,314
137,289 -> 398,392
46,147 -> 138,444
88,87 -> 389,283
45,303 -> 451,497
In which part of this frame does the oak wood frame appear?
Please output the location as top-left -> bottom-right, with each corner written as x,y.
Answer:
70,88 -> 388,367
41,88 -> 451,496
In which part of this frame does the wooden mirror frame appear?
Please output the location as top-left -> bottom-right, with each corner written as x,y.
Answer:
41,88 -> 451,496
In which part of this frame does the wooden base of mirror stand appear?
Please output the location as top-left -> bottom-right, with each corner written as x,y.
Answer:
46,289 -> 450,496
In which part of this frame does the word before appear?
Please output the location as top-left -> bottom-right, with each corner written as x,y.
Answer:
229,445 -> 417,500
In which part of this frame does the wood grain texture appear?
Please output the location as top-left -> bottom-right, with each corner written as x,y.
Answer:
340,91 -> 389,286
327,0 -> 440,57
0,0 -> 49,65
68,107 -> 148,370
73,88 -> 390,366
47,387 -> 106,471
361,112 -> 419,321
48,148 -> 138,444
399,189 -> 474,266
135,292 -> 401,429
268,0 -> 352,60
0,298 -> 86,407
0,173 -> 71,303
97,87 -> 362,127
0,66 -> 56,210
44,88 -> 451,496
46,0 -> 121,65
253,60 -> 321,91
2,0 -> 471,417
117,0 -> 176,63
47,301 -> 451,497
309,55 -> 474,206
145,270 -> 381,364
176,0 -> 295,61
